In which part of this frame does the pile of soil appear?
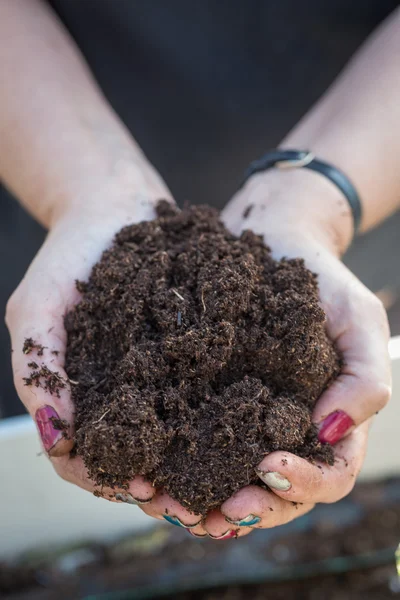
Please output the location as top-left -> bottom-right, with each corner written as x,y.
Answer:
65,202 -> 339,513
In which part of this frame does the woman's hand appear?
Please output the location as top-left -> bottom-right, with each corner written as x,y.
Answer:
5,178 -> 214,537
2,186 -> 168,500
196,168 -> 392,539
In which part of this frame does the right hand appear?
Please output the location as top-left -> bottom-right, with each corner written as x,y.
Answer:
6,187 -> 211,536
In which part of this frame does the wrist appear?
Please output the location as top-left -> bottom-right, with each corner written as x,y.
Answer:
233,167 -> 353,256
45,153 -> 173,230
18,112 -> 174,229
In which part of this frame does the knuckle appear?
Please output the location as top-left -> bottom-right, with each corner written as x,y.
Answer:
51,456 -> 85,487
369,294 -> 385,313
369,294 -> 390,332
373,381 -> 392,412
342,475 -> 357,499
324,477 -> 356,504
5,285 -> 28,328
299,467 -> 324,498
51,461 -> 72,484
5,291 -> 20,326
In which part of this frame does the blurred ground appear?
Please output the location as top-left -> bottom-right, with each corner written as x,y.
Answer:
1,478 -> 399,599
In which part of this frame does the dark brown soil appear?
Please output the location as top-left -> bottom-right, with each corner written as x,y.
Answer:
65,202 -> 339,514
23,362 -> 66,398
22,337 -> 45,356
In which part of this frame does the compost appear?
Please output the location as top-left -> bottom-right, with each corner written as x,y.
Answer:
64,202 -> 339,513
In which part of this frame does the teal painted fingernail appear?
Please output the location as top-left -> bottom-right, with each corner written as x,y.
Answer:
226,514 -> 261,527
163,515 -> 184,527
163,515 -> 201,529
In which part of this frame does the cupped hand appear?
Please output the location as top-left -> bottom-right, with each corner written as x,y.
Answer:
6,170 -> 391,542
198,169 -> 391,539
6,190 -> 213,533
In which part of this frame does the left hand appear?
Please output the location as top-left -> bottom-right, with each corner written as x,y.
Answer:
189,167 -> 391,539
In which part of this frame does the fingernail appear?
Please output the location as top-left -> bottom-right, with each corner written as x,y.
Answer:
35,405 -> 64,452
209,530 -> 237,540
188,530 -> 208,539
225,514 -> 261,527
115,493 -> 151,506
256,470 -> 292,491
163,515 -> 202,529
318,410 -> 354,445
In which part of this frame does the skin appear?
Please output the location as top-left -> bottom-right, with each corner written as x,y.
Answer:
1,0 -> 399,538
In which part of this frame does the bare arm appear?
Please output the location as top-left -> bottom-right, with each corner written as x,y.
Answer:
0,0 -> 171,227
282,7 -> 400,247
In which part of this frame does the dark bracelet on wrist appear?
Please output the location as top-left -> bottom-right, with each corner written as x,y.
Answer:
239,149 -> 362,236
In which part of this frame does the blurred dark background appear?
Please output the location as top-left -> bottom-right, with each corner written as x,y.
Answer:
1,0 -> 399,418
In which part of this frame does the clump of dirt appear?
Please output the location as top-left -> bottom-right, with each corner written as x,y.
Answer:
23,337 -> 45,356
65,202 -> 340,514
23,361 -> 66,398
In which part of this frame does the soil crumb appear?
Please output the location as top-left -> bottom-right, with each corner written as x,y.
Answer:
242,204 -> 254,219
65,202 -> 340,514
49,416 -> 69,434
23,364 -> 66,398
23,337 -> 45,356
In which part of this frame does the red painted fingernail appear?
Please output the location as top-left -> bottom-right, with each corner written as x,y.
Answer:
318,410 -> 354,445
209,530 -> 237,540
35,405 -> 64,452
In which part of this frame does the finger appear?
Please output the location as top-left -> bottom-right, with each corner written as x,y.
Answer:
5,218 -> 120,457
7,289 -> 76,457
313,269 -> 391,443
141,490 -> 205,530
255,421 -> 369,504
139,494 -> 208,537
203,510 -> 252,540
52,454 -> 156,505
187,524 -> 209,538
220,485 -> 315,529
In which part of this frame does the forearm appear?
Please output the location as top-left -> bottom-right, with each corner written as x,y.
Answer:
0,0 -> 169,228
282,7 -> 400,236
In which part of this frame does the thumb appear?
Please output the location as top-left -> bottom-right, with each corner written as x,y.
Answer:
6,244 -> 77,457
6,198 -> 169,458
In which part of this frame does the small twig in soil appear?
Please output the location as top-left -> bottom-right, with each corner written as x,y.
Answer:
171,288 -> 185,301
177,311 -> 182,327
89,377 -> 107,392
201,288 -> 206,312
92,408 -> 111,424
